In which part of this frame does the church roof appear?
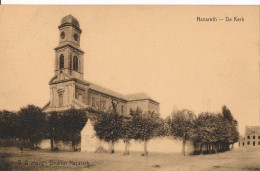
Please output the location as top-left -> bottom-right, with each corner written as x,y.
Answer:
87,81 -> 127,100
73,78 -> 159,103
60,15 -> 80,29
50,74 -> 158,103
125,93 -> 151,101
125,93 -> 159,104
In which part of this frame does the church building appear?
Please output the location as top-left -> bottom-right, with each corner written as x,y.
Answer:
42,15 -> 159,151
43,15 -> 159,115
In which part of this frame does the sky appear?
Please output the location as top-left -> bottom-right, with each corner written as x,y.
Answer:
0,6 -> 259,134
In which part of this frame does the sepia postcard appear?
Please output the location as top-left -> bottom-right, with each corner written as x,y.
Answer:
0,5 -> 260,171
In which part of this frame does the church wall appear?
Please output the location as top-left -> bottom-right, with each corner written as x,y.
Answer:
127,100 -> 149,114
117,102 -> 127,116
88,90 -> 127,115
88,91 -> 100,109
46,80 -> 76,112
75,87 -> 86,103
148,100 -> 160,114
75,82 -> 88,104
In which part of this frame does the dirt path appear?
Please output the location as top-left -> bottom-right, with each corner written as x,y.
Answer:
1,147 -> 260,170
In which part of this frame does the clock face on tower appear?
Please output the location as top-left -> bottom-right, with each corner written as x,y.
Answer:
74,33 -> 78,41
60,32 -> 65,39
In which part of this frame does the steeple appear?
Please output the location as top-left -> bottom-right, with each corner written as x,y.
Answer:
54,15 -> 84,79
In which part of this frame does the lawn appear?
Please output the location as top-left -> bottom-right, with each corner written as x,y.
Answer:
1,146 -> 260,170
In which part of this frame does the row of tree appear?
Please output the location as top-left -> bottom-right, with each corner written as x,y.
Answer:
166,106 -> 239,155
0,105 -> 87,151
0,104 -> 239,156
88,107 -> 164,155
89,105 -> 238,156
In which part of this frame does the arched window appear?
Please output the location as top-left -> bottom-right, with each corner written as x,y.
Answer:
73,56 -> 78,71
60,54 -> 64,69
121,106 -> 124,114
59,93 -> 63,107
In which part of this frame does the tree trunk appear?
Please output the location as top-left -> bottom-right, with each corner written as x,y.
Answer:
182,139 -> 186,156
30,139 -> 34,149
72,140 -> 76,151
124,140 -> 129,155
109,141 -> 115,153
51,139 -> 54,151
143,140 -> 148,156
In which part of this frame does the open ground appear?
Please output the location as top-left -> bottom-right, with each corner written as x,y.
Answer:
1,146 -> 260,171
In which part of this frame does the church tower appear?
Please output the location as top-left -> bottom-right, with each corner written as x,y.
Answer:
44,15 -> 88,112
54,15 -> 84,79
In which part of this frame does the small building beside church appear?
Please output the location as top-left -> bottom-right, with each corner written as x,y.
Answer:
239,126 -> 260,147
42,15 -> 159,151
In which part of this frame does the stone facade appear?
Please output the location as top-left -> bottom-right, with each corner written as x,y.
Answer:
239,126 -> 260,147
42,15 -> 160,151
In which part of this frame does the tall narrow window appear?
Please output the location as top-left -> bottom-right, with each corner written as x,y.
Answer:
78,93 -> 82,101
59,93 -> 63,107
103,101 -> 106,109
121,106 -> 124,114
60,54 -> 64,69
92,97 -> 96,107
73,56 -> 78,71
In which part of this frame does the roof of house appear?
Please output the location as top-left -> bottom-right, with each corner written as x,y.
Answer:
245,126 -> 260,135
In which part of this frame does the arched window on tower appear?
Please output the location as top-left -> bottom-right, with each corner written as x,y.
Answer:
60,54 -> 64,69
59,93 -> 63,107
73,56 -> 78,71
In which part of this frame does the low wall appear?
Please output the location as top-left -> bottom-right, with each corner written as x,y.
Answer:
111,137 -> 194,154
38,139 -> 80,151
80,120 -> 193,153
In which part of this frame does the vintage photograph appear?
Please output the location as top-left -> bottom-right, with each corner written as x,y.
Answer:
0,5 -> 259,170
